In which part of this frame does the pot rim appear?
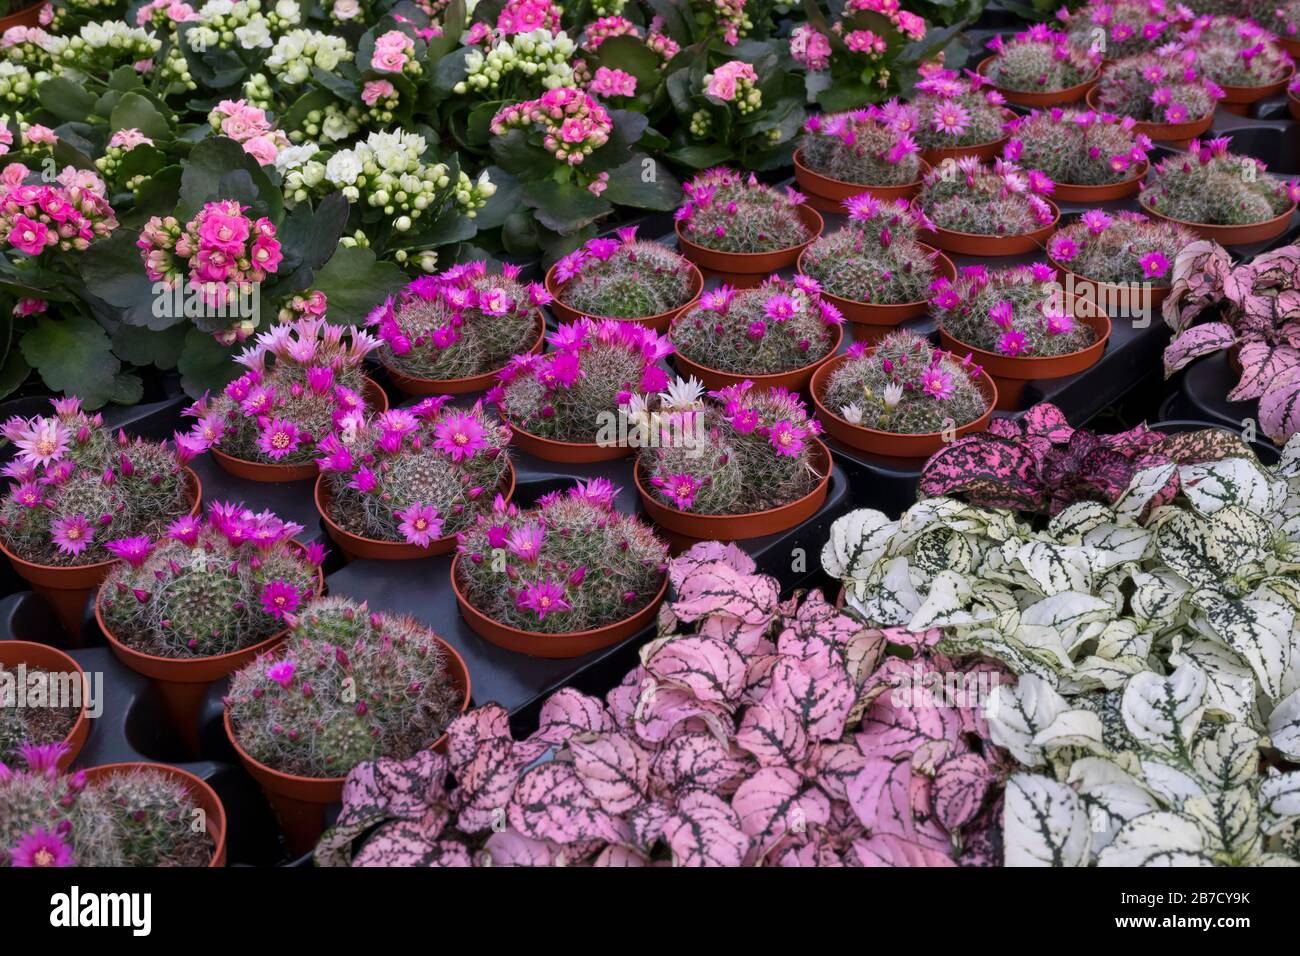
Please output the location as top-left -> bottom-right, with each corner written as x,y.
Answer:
674,203 -> 825,262
545,260 -> 705,326
380,312 -> 547,391
82,762 -> 227,867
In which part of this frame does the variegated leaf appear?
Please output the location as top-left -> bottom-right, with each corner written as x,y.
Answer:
1168,635 -> 1257,723
1268,689 -> 1300,762
1003,773 -> 1091,867
986,675 -> 1069,767
1156,505 -> 1273,589
1121,664 -> 1207,760
821,509 -> 898,583
1189,587 -> 1294,699
1259,771 -> 1300,833
1184,788 -> 1261,863
1068,757 -> 1162,850
1096,811 -> 1215,866
1192,722 -> 1260,791
1179,459 -> 1285,517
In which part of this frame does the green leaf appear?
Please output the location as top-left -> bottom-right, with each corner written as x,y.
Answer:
177,136 -> 283,223
665,143 -> 735,169
111,323 -> 189,369
20,315 -> 120,408
132,164 -> 183,220
267,193 -> 351,294
311,246 -> 408,326
591,36 -> 664,94
177,326 -> 238,398
109,92 -> 172,142
817,82 -> 873,112
110,371 -> 144,406
473,166 -> 521,231
0,348 -> 29,401
79,230 -> 180,330
37,78 -> 97,123
489,128 -> 552,179
520,180 -> 611,235
600,156 -> 681,211
501,209 -> 540,256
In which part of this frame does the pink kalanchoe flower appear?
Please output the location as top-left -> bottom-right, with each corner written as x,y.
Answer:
259,579 -> 302,621
266,660 -> 296,688
396,502 -> 444,547
433,411 -> 487,462
256,418 -> 301,460
50,513 -> 94,556
998,330 -> 1028,356
1139,250 -> 1170,278
11,828 -> 74,867
768,419 -> 807,457
106,536 -> 154,567
516,577 -> 571,621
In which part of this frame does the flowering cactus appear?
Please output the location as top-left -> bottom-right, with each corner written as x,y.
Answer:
0,669 -> 78,764
983,26 -> 1101,93
0,744 -> 215,867
640,380 -> 825,515
825,332 -> 990,435
225,596 -> 465,779
1005,108 -> 1152,187
184,317 -> 383,467
932,263 -> 1097,358
889,71 -> 1009,150
918,158 -> 1057,237
454,478 -> 667,633
552,227 -> 696,320
319,399 -> 512,545
1252,0 -> 1300,43
674,168 -> 811,254
0,398 -> 193,567
669,276 -> 842,376
1185,15 -> 1295,88
1140,137 -> 1300,226
1064,0 -> 1187,61
488,318 -> 672,444
1048,209 -> 1196,284
1091,51 -> 1223,124
99,503 -> 324,659
367,262 -> 547,382
799,109 -> 923,186
800,195 -> 938,306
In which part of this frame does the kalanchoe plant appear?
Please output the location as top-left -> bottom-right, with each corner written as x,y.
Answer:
933,262 -> 1096,357
317,542 -> 1004,868
1091,51 -> 1224,125
825,332 -> 990,435
640,381 -> 824,515
886,70 -> 1009,151
669,276 -> 842,376
1064,0 -> 1188,61
800,195 -> 938,306
0,744 -> 214,867
1005,108 -> 1152,187
798,109 -> 923,186
0,398 -> 194,567
551,227 -> 697,320
98,502 -> 324,660
1140,137 -> 1300,226
919,158 -> 1057,237
919,401 -> 1251,513
1048,208 -> 1196,284
674,168 -> 811,254
1185,15 -> 1296,88
186,317 -> 383,467
366,262 -> 547,383
319,399 -> 512,545
982,25 -> 1102,93
0,667 -> 78,765
488,318 -> 672,444
225,596 -> 465,779
1163,241 -> 1300,443
454,478 -> 667,634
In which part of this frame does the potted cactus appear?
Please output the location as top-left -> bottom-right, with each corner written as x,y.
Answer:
95,503 -> 326,753
798,194 -> 955,341
673,169 -> 822,287
1138,137 -> 1300,245
1256,0 -> 1300,56
635,379 -> 832,541
0,398 -> 201,637
977,26 -> 1103,106
0,744 -> 226,867
1063,0 -> 1187,63
793,109 -> 929,211
1292,72 -> 1300,118
1047,208 -> 1198,314
0,643 -> 90,769
545,227 -> 703,331
1086,51 -> 1224,141
452,478 -> 669,657
223,595 -> 471,854
1185,15 -> 1297,112
668,276 -> 844,392
916,157 -> 1059,256
190,318 -> 388,482
487,318 -> 673,463
366,262 -> 548,396
934,263 -> 1110,409
315,399 -> 513,560
810,332 -> 997,458
896,70 -> 1014,163
1004,107 -> 1153,201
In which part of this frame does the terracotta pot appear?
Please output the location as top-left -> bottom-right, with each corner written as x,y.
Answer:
1290,89 -> 1300,121
0,2 -> 46,30
210,376 -> 389,482
223,639 -> 470,855
792,149 -> 929,212
83,763 -> 227,867
1215,64 -> 1296,111
976,56 -> 1099,107
670,322 -> 843,394
382,314 -> 546,396
0,641 -> 91,768
1085,87 -> 1212,143
920,109 -> 1015,165
939,312 -> 1111,410
95,546 -> 324,756
1050,162 -> 1147,203
1279,35 -> 1300,59
798,244 -> 955,344
545,264 -> 704,333
809,353 -> 998,459
918,198 -> 1059,257
1050,258 -> 1171,319
451,555 -> 667,659
503,416 -> 630,463
315,463 -> 516,561
634,438 -> 832,543
1138,198 -> 1297,247
0,467 -> 202,639
675,204 -> 823,288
